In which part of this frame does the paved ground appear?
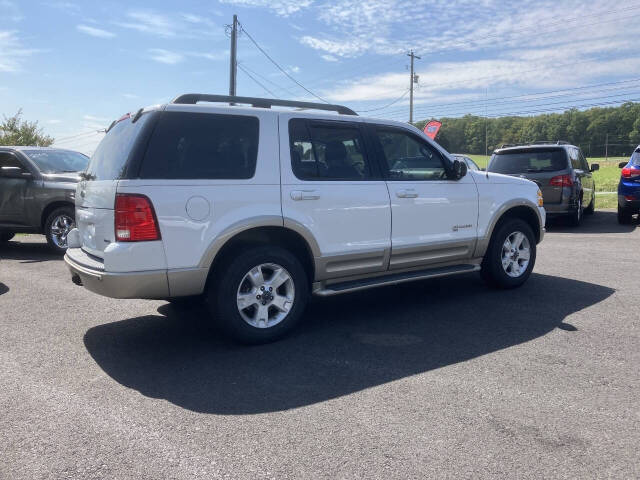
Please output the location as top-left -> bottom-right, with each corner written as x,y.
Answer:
1,210 -> 639,479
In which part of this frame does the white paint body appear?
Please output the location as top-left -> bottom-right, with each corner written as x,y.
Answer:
70,104 -> 545,299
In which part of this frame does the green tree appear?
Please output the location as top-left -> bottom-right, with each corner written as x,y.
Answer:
0,110 -> 54,146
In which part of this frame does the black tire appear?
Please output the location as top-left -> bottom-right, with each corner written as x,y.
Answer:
567,196 -> 582,226
44,206 -> 75,254
0,232 -> 15,244
584,194 -> 595,215
481,218 -> 536,289
206,245 -> 310,344
618,206 -> 633,225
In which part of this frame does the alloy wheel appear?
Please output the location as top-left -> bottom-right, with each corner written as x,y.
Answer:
501,231 -> 531,278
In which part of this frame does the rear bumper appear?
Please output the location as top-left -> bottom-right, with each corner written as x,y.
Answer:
618,194 -> 640,211
64,247 -> 170,299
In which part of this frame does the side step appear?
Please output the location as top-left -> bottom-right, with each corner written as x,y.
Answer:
313,264 -> 480,297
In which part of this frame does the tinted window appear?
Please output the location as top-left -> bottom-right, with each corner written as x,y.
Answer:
289,119 -> 371,180
87,113 -> 151,181
488,148 -> 568,174
578,149 -> 589,171
632,149 -> 640,166
569,148 -> 581,170
140,112 -> 258,180
0,152 -> 23,172
376,128 -> 446,180
22,150 -> 88,174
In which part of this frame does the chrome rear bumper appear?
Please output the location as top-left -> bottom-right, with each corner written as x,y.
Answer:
64,248 -> 169,299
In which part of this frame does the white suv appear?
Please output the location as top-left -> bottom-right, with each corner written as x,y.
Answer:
65,94 -> 545,343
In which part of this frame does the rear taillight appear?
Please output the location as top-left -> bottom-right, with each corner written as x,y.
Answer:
549,174 -> 573,187
115,194 -> 160,242
621,167 -> 640,179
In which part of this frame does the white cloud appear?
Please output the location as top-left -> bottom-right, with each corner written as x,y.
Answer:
188,51 -> 227,61
1,1 -> 23,22
321,54 -> 338,62
122,93 -> 139,99
76,24 -> 115,38
47,119 -> 62,124
218,0 -> 313,16
148,49 -> 184,65
115,10 -> 222,39
0,31 -> 38,72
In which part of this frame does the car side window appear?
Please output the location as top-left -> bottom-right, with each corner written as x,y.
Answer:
375,128 -> 447,180
578,149 -> 589,171
289,119 -> 372,181
140,112 -> 259,180
0,152 -> 25,176
569,148 -> 581,170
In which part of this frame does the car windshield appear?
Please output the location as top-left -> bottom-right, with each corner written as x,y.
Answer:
488,148 -> 567,174
22,150 -> 89,174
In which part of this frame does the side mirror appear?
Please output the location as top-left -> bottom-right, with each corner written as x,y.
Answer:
590,163 -> 599,172
619,162 -> 628,168
1,166 -> 32,179
451,159 -> 467,180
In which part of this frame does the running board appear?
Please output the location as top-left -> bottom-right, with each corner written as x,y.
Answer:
313,264 -> 480,297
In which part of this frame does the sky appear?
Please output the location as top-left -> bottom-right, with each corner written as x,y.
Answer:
1,0 -> 640,154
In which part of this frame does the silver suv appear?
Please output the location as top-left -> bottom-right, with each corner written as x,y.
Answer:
65,95 -> 545,343
488,142 -> 599,226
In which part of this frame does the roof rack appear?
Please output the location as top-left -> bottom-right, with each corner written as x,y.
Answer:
530,140 -> 570,145
171,94 -> 358,116
500,143 -> 517,148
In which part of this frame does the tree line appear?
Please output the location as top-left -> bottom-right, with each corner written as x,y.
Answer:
415,102 -> 640,158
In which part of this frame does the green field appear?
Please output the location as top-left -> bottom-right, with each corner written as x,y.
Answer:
465,155 -> 626,209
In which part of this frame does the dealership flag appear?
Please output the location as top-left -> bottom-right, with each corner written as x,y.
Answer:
424,120 -> 442,139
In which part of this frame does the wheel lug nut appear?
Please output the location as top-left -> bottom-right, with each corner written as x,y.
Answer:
269,287 -> 272,291
260,286 -> 265,291
256,295 -> 261,299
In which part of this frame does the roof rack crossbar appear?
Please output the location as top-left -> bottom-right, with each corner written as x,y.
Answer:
171,94 -> 358,116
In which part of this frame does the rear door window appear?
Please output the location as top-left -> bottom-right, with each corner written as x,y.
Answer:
630,149 -> 640,166
488,149 -> 568,174
289,119 -> 373,180
569,148 -> 581,170
140,112 -> 259,180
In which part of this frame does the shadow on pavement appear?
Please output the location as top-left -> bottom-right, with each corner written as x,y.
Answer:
84,273 -> 613,415
0,283 -> 8,296
546,210 -> 637,234
0,238 -> 61,263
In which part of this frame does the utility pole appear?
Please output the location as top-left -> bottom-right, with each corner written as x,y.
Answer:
229,14 -> 238,96
605,132 -> 608,160
407,50 -> 420,124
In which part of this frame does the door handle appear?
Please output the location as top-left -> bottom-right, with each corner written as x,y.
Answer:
290,190 -> 320,201
396,189 -> 418,198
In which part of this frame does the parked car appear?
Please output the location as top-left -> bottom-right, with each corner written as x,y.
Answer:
65,94 -> 545,344
452,154 -> 480,171
0,147 -> 89,253
487,142 -> 598,226
617,145 -> 640,224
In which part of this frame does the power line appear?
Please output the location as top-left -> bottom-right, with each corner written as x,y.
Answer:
239,22 -> 329,103
356,90 -> 410,113
238,61 -> 300,97
237,63 -> 279,98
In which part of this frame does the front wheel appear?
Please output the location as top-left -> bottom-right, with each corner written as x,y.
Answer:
207,246 -> 309,344
0,232 -> 15,243
481,218 -> 536,289
44,207 -> 75,254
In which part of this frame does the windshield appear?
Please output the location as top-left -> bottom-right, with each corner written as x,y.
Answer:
488,148 -> 568,174
22,150 -> 89,174
86,113 -> 151,181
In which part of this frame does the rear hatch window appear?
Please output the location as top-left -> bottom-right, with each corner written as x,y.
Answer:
488,148 -> 568,174
632,149 -> 640,166
85,112 -> 154,181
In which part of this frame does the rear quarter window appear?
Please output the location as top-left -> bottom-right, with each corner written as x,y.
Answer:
139,112 -> 259,180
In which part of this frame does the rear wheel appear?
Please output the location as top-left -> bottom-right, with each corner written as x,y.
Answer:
0,232 -> 15,244
584,194 -> 595,215
206,246 -> 309,344
481,218 -> 536,289
567,196 -> 582,226
618,206 -> 634,225
44,207 -> 75,254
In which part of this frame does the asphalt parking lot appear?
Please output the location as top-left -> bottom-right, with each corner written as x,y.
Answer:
1,210 -> 639,479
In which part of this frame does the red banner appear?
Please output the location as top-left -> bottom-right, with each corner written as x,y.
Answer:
424,120 -> 442,139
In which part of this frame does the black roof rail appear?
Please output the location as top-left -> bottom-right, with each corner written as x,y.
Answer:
530,140 -> 570,145
499,143 -> 516,148
171,94 -> 358,116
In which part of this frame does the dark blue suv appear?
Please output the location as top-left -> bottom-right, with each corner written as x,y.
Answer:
618,145 -> 640,224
